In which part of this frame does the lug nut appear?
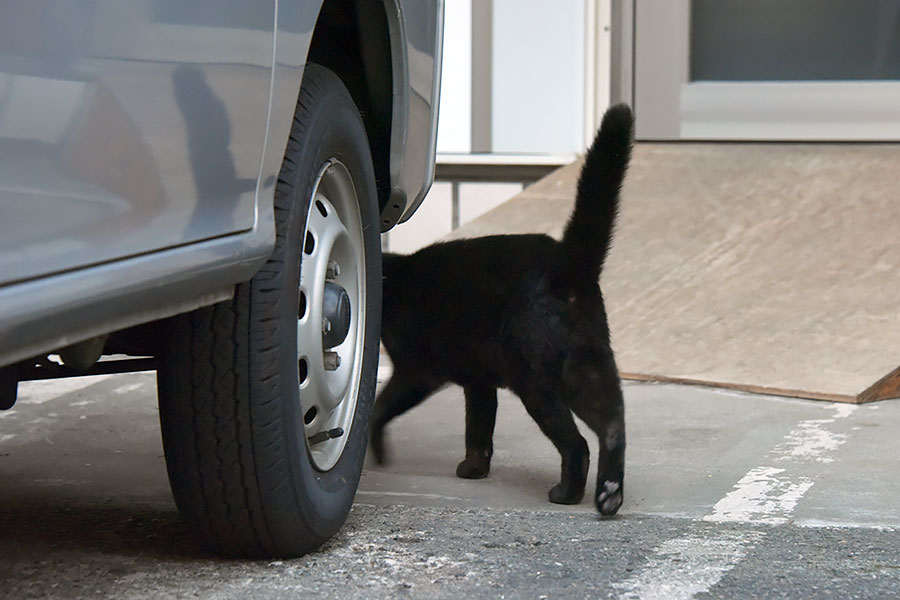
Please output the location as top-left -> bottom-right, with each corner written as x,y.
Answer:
324,351 -> 341,371
326,261 -> 340,280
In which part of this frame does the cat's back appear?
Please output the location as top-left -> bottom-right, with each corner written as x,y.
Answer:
381,234 -> 560,370
389,233 -> 557,272
384,234 -> 558,302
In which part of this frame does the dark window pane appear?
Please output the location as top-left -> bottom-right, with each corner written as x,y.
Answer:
690,0 -> 900,81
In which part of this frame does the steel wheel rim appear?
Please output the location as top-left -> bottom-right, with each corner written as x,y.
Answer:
297,159 -> 366,471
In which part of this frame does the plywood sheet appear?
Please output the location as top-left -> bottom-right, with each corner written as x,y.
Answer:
444,143 -> 900,403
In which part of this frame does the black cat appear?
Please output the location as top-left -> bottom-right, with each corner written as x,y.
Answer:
371,104 -> 633,516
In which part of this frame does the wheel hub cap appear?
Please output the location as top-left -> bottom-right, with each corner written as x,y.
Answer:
322,281 -> 351,349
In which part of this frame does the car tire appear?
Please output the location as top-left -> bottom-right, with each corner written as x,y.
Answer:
157,64 -> 382,558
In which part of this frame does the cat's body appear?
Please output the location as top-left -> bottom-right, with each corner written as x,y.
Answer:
371,104 -> 633,515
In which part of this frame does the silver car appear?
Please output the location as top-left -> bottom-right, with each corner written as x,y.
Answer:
0,1 -> 443,557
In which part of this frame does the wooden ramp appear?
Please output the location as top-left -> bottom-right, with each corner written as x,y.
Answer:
445,143 -> 900,403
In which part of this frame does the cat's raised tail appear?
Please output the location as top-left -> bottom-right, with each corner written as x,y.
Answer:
557,103 -> 633,294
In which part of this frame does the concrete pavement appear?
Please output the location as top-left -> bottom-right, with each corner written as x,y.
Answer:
366,364 -> 900,529
0,369 -> 898,598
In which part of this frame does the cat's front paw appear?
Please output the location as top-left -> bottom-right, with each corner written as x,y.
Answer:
456,457 -> 490,479
596,480 -> 622,516
549,483 -> 584,505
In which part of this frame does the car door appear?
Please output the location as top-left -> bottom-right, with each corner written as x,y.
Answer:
0,1 -> 275,286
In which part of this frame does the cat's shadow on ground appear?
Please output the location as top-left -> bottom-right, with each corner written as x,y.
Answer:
362,453 -> 601,510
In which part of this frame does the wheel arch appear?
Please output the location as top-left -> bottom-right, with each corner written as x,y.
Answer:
306,0 -> 408,221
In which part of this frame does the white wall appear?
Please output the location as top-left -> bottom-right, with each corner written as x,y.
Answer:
435,0 -> 594,155
435,0 -> 472,153
386,0 -> 610,253
491,0 -> 587,155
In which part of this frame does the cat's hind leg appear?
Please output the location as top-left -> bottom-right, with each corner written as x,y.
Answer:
520,389 -> 589,505
369,371 -> 438,465
564,349 -> 625,516
456,385 -> 498,479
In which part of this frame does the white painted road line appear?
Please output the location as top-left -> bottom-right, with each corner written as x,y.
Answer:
704,466 -> 813,525
615,403 -> 858,599
705,404 -> 856,524
614,531 -> 763,600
